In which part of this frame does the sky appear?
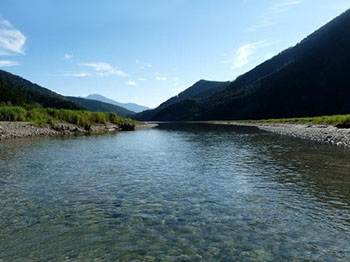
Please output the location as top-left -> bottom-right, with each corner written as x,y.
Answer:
0,0 -> 349,108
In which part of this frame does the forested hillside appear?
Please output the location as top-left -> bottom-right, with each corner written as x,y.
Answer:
136,9 -> 350,121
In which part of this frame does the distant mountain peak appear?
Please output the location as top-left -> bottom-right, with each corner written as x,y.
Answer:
85,94 -> 149,113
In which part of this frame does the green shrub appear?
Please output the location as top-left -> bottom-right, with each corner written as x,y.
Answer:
251,114 -> 350,127
0,106 -> 137,127
0,106 -> 27,121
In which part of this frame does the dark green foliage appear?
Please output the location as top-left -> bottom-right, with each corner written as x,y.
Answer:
66,96 -> 135,117
137,9 -> 350,121
0,70 -> 137,116
0,106 -> 27,121
0,106 -> 135,127
247,115 -> 350,127
0,70 -> 82,110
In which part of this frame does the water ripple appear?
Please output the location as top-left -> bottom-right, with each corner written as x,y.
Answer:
0,123 -> 350,261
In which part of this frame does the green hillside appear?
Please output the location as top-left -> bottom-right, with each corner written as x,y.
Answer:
136,9 -> 350,121
67,96 -> 135,117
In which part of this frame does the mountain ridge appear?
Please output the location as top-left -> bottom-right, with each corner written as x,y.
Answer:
134,80 -> 231,120
0,70 -> 82,110
86,94 -> 149,113
136,9 -> 350,121
66,96 -> 135,117
0,70 -> 135,117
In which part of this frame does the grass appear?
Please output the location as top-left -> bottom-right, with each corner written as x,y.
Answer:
0,106 -> 136,128
247,114 -> 350,127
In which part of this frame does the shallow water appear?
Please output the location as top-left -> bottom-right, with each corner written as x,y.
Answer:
0,123 -> 350,261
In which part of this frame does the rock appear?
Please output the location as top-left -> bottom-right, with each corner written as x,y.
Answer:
119,123 -> 135,131
336,123 -> 350,129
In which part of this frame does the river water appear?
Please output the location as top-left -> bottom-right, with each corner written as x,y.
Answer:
0,123 -> 349,261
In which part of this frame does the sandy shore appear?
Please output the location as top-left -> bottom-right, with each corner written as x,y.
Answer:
0,122 -> 157,140
210,121 -> 350,147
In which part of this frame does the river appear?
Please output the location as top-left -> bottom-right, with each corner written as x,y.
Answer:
1,123 -> 349,261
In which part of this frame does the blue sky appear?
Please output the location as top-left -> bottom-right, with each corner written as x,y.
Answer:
0,0 -> 349,108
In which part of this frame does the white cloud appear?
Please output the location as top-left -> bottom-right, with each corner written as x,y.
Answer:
126,80 -> 136,86
155,76 -> 167,81
231,41 -> 269,69
64,54 -> 73,61
249,0 -> 302,32
65,72 -> 90,77
0,60 -> 19,67
136,59 -> 152,70
138,78 -> 147,81
80,62 -> 127,77
0,16 -> 26,55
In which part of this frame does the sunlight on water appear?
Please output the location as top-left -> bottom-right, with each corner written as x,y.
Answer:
0,123 -> 350,261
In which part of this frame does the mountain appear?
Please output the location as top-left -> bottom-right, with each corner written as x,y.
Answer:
0,70 -> 82,110
86,94 -> 149,113
135,80 -> 231,120
66,96 -> 135,117
0,69 -> 135,117
136,9 -> 350,121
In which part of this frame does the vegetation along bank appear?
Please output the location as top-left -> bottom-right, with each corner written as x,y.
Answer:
210,115 -> 350,147
0,106 -> 139,140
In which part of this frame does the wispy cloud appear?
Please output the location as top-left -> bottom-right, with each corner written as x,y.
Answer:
64,54 -> 73,61
80,62 -> 127,77
0,16 -> 26,67
126,80 -> 136,86
138,78 -> 147,81
64,72 -> 90,77
0,60 -> 19,67
136,59 -> 152,70
322,2 -> 350,11
249,0 -> 302,32
155,76 -> 167,81
0,16 -> 26,55
229,41 -> 270,70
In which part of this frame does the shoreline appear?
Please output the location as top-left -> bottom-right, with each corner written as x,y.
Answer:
2,119 -> 349,147
0,122 -> 158,140
209,121 -> 350,147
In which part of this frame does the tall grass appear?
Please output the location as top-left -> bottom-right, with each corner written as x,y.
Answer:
250,114 -> 350,127
0,106 -> 135,127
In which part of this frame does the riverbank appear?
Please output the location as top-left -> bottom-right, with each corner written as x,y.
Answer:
0,121 -> 157,140
210,121 -> 350,147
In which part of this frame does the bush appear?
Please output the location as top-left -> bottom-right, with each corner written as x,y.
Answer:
0,106 -> 136,127
0,106 -> 27,121
252,114 -> 350,127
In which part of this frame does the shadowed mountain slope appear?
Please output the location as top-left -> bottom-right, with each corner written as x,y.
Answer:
134,80 -> 231,120
0,70 -> 82,110
136,9 -> 350,121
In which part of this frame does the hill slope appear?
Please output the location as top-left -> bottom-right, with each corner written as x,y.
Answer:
86,94 -> 149,113
67,96 -> 135,117
0,70 -> 135,117
134,80 -> 231,120
137,9 -> 350,121
0,70 -> 82,110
